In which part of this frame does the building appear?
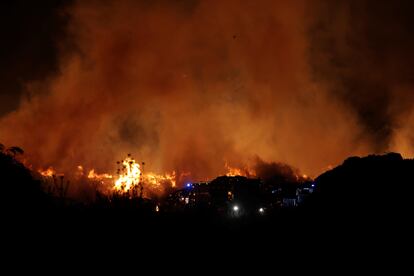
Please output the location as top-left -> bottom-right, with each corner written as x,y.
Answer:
167,176 -> 313,215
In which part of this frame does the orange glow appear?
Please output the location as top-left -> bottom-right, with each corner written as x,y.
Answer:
87,169 -> 113,180
35,155 -> 178,198
38,167 -> 56,177
1,0 -> 392,199
225,162 -> 256,177
145,171 -> 176,188
114,156 -> 141,192
113,155 -> 176,195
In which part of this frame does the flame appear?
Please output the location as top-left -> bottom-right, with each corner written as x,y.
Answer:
87,169 -> 113,180
39,167 -> 56,177
34,155 -> 312,200
114,156 -> 142,192
112,155 -> 177,197
226,166 -> 243,177
35,155 -> 177,198
225,162 -> 256,177
145,171 -> 176,188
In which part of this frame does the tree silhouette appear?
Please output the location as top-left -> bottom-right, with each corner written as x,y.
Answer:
6,146 -> 24,157
0,142 -> 50,212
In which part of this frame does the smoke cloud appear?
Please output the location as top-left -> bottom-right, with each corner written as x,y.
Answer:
1,0 -> 413,186
308,0 -> 414,155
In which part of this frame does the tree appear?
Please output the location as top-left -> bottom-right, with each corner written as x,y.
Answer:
6,146 -> 24,157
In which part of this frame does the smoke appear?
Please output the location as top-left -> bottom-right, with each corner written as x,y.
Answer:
253,157 -> 302,185
308,0 -> 414,155
3,0 -> 412,187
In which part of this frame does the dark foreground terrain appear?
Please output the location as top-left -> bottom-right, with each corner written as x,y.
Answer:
1,150 -> 413,255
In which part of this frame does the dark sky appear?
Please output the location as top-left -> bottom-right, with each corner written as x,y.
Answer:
0,0 -> 71,116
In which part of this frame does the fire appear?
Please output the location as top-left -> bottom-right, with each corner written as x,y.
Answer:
35,155 -> 178,199
87,169 -> 113,180
114,156 -> 141,192
39,167 -> 56,177
226,166 -> 243,177
225,162 -> 256,177
113,155 -> 177,196
145,171 -> 176,188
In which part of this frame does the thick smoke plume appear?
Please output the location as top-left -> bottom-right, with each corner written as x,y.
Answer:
253,157 -> 304,185
309,0 -> 414,155
1,0 -> 413,188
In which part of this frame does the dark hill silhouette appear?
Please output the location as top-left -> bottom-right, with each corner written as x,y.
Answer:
306,152 -> 414,222
0,145 -> 50,212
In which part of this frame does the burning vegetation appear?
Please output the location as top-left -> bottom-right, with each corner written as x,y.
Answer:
4,140 -> 414,227
13,142 -> 305,207
35,153 -> 178,201
2,140 -> 317,221
114,155 -> 142,193
225,162 -> 256,178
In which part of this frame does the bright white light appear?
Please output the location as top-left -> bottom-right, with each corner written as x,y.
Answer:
233,205 -> 239,211
259,208 -> 264,213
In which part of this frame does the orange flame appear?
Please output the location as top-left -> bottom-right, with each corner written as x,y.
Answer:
87,169 -> 113,180
35,155 -> 178,198
225,162 -> 256,177
114,156 -> 141,192
145,171 -> 176,188
38,167 -> 56,177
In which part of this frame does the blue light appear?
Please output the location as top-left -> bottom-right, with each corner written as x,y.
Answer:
186,183 -> 192,188
311,184 -> 315,188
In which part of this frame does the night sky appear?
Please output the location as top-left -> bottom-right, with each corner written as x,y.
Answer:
0,0 -> 71,116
